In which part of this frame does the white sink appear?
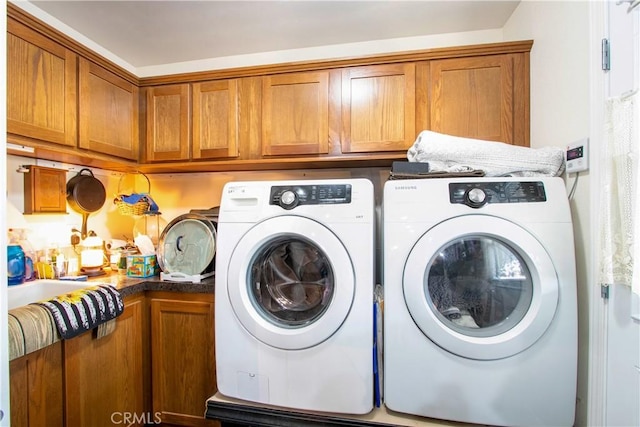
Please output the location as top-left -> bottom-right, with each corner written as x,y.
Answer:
7,280 -> 93,310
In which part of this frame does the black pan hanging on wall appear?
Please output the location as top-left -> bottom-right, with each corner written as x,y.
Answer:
66,168 -> 107,239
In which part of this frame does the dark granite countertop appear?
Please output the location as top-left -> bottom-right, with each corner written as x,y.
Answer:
84,269 -> 215,298
7,271 -> 214,361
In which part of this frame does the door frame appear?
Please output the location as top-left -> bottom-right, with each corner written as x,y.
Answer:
587,1 -> 640,425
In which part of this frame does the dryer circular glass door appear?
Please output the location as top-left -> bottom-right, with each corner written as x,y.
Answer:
227,215 -> 355,350
403,215 -> 559,360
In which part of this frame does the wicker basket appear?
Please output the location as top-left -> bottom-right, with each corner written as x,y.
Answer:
114,173 -> 151,216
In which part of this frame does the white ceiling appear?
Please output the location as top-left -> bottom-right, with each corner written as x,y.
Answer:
16,0 -> 520,75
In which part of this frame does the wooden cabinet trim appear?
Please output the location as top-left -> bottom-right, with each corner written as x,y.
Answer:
8,2 -> 531,89
8,18 -> 69,57
139,40 -> 534,86
8,2 -> 138,84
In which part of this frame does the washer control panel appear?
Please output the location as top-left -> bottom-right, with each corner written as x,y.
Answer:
449,181 -> 547,208
270,184 -> 352,209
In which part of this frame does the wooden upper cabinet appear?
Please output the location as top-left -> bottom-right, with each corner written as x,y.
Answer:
7,19 -> 77,147
262,71 -> 331,156
146,84 -> 191,161
342,63 -> 416,153
193,80 -> 240,160
78,58 -> 139,160
23,165 -> 67,214
427,53 -> 529,146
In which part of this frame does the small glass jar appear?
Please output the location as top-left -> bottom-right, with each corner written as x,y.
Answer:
118,249 -> 138,275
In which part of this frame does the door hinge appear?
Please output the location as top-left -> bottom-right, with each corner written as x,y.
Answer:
602,38 -> 610,71
601,283 -> 610,299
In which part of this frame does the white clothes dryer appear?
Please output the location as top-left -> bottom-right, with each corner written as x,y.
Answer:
215,179 -> 375,414
383,177 -> 577,427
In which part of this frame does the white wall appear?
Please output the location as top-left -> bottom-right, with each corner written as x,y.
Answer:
503,1 -> 592,426
6,155 -> 389,283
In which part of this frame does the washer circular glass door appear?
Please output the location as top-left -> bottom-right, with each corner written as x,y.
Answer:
227,215 -> 355,350
404,215 -> 559,360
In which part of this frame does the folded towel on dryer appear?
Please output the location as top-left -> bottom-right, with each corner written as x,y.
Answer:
407,130 -> 565,177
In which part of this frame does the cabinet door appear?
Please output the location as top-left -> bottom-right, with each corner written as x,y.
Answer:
342,64 -> 416,153
150,292 -> 218,427
7,19 -> 77,147
23,166 -> 67,214
79,58 -> 140,160
9,341 -> 64,427
146,84 -> 191,161
193,80 -> 240,160
64,295 -> 145,427
428,54 -> 528,146
262,71 -> 331,156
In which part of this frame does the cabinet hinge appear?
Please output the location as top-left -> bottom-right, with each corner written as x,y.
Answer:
602,38 -> 611,71
601,283 -> 610,299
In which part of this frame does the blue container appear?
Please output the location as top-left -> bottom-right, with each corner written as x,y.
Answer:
8,245 -> 26,286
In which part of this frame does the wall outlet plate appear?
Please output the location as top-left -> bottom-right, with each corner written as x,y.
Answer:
566,138 -> 589,173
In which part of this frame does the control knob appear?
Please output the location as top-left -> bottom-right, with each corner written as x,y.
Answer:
465,188 -> 487,208
279,190 -> 298,209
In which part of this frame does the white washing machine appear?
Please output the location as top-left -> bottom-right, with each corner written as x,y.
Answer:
215,179 -> 375,414
383,177 -> 577,427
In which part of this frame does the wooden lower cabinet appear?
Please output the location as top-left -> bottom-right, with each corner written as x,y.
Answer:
9,341 -> 64,427
64,294 -> 146,427
8,291 -> 218,427
149,292 -> 218,427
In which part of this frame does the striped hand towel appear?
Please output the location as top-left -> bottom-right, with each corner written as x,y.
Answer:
37,284 -> 124,340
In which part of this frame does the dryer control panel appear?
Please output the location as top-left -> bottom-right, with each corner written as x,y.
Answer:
450,181 -> 547,208
270,184 -> 352,209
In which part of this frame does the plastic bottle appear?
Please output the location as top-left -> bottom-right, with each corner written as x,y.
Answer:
7,245 -> 26,286
56,252 -> 66,277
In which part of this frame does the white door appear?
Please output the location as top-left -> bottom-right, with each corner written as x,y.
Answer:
226,216 -> 355,350
1,1 -> 10,424
403,215 -> 559,360
603,2 -> 640,426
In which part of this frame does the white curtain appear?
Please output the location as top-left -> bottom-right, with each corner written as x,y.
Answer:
599,91 -> 639,296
